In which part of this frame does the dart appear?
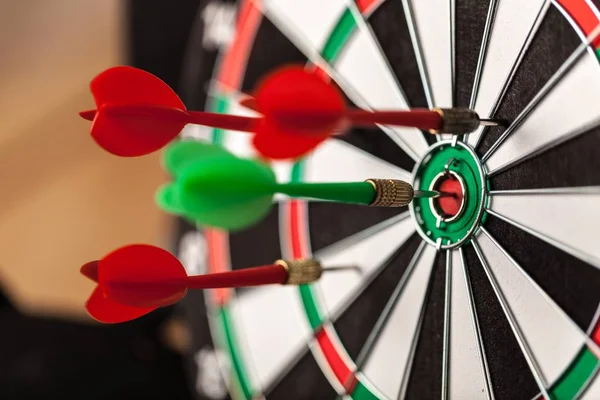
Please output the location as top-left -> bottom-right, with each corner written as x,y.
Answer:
81,65 -> 502,160
156,141 -> 440,231
81,244 -> 347,323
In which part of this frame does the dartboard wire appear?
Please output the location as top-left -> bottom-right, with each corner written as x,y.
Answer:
395,263 -> 435,400
462,0 -> 500,144
468,0 -> 551,150
398,0 -> 442,142
348,0 -> 438,148
312,211 -> 411,262
471,237 -> 552,399
489,186 -> 600,196
353,240 -> 427,369
257,0 -> 424,162
487,113 -> 600,177
479,227 -> 600,359
459,247 -> 496,400
441,249 -> 451,400
485,207 -> 600,269
323,228 -> 416,325
481,24 -> 600,164
449,0 -> 456,108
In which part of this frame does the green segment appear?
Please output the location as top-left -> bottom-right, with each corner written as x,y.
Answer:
550,348 -> 599,400
300,284 -> 324,329
321,8 -> 357,62
596,48 -> 600,60
412,142 -> 486,247
351,381 -> 380,400
218,307 -> 254,400
211,95 -> 228,144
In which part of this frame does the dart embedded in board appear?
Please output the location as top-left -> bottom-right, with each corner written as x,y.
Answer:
81,244 -> 357,323
156,141 -> 445,231
79,65 -> 503,161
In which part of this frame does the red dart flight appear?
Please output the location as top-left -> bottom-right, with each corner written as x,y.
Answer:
81,244 -> 299,323
80,65 -> 447,160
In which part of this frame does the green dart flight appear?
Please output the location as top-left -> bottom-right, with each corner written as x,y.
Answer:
156,141 -> 420,231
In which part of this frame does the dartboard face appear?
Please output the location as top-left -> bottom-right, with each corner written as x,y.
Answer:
174,0 -> 600,399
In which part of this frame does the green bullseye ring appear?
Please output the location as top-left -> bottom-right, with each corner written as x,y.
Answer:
410,140 -> 488,249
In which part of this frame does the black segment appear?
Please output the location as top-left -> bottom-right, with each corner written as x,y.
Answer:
485,215 -> 600,330
241,18 -> 308,93
477,6 -> 581,155
340,130 -> 416,172
455,0 -> 492,107
265,346 -> 337,400
404,251 -> 445,400
308,202 -> 406,253
367,0 -> 434,145
229,206 -> 281,270
463,243 -> 539,400
490,124 -> 600,189
333,234 -> 422,360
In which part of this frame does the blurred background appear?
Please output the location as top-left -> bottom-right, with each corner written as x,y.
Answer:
0,1 -> 203,398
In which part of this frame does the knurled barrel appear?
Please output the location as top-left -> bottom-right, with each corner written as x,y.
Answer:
366,179 -> 414,207
433,108 -> 480,134
276,259 -> 323,285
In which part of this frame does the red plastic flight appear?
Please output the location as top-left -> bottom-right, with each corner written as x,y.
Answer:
80,65 -> 445,159
82,244 -> 290,323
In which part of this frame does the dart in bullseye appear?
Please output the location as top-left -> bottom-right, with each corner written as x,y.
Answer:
80,65 -> 502,160
156,141 -> 442,231
82,244 -> 351,323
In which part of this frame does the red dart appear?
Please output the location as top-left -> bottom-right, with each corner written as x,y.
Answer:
81,66 -> 258,157
81,244 -> 323,323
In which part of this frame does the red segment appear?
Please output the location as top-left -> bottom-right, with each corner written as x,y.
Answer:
556,0 -> 600,47
218,0 -> 263,90
289,200 -> 309,258
206,229 -> 233,305
315,328 -> 354,387
434,175 -> 464,217
355,0 -> 382,15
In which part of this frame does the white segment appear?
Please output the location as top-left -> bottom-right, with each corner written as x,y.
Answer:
490,190 -> 600,268
448,250 -> 491,399
486,52 -> 600,173
304,139 -> 412,183
581,370 -> 600,400
477,231 -> 585,384
229,285 -> 312,388
404,0 -> 453,108
468,0 -> 547,147
261,0 -> 347,51
334,29 -> 429,159
361,245 -> 437,399
316,216 -> 415,316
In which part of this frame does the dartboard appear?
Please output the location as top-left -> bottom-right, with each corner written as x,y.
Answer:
173,0 -> 600,399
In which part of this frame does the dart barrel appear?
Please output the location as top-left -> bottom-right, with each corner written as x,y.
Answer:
276,259 -> 323,285
431,108 -> 481,134
366,179 -> 414,207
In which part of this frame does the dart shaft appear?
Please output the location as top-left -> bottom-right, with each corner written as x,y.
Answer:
347,109 -> 443,131
186,264 -> 288,289
276,182 -> 375,205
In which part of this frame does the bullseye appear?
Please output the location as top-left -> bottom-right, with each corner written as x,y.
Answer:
433,172 -> 465,219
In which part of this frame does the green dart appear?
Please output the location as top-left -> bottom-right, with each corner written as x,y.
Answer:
157,141 -> 423,231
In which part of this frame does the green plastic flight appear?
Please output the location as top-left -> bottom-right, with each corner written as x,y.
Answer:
157,141 -> 376,231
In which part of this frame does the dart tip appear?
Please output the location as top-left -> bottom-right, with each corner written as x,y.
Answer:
79,109 -> 97,121
479,118 -> 508,127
